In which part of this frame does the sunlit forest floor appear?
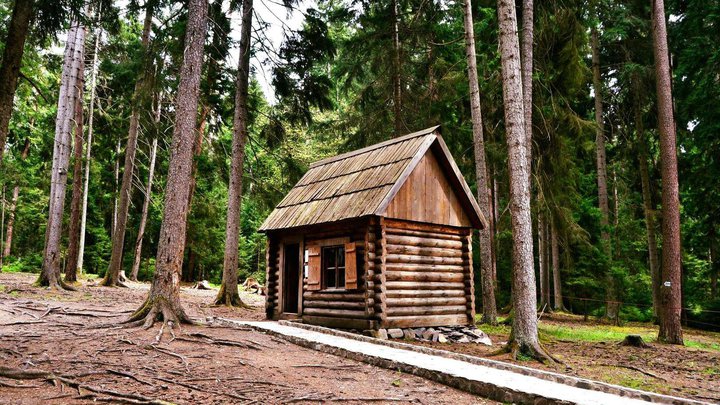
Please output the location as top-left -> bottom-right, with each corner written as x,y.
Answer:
1,270 -> 718,403
413,312 -> 720,402
0,272 -> 488,404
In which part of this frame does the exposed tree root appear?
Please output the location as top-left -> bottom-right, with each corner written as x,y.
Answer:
0,366 -> 170,404
501,338 -> 559,364
34,274 -> 77,291
122,296 -> 194,331
213,284 -> 251,308
98,275 -> 129,288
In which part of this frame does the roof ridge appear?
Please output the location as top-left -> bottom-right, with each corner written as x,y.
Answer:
309,125 -> 440,169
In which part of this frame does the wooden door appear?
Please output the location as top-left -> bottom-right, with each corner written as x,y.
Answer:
283,243 -> 300,314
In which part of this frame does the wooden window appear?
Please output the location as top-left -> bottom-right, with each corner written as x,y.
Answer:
322,245 -> 345,289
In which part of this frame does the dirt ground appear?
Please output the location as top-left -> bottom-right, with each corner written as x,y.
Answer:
412,312 -> 720,403
0,272 -> 491,404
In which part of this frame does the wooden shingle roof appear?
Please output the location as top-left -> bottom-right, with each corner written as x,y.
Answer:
259,126 -> 487,231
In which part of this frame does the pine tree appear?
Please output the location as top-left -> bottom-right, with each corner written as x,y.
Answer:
125,0 -> 208,328
652,0 -> 683,345
216,0 -> 253,307
463,0 -> 496,325
38,19 -> 86,290
497,0 -> 551,362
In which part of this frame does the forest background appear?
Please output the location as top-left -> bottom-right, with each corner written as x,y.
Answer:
0,0 -> 718,331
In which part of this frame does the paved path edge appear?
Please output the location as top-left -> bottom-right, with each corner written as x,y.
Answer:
216,318 -> 705,405
275,320 -> 702,405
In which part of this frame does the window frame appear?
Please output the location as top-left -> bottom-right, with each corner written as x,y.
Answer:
321,244 -> 346,290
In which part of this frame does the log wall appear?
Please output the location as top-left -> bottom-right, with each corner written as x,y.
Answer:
266,217 -> 475,330
381,219 -> 474,328
265,235 -> 281,319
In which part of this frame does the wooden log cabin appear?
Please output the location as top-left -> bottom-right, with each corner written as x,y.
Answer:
259,126 -> 488,330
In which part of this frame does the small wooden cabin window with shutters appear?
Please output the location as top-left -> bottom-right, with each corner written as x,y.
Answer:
322,245 -> 345,289
306,239 -> 357,291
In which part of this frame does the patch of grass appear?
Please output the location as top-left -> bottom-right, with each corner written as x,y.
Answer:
686,340 -> 720,353
702,367 -> 719,376
538,324 -> 656,344
595,368 -> 668,394
0,284 -> 5,293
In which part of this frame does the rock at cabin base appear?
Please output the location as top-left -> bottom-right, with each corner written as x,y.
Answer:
437,334 -> 448,343
369,329 -> 388,340
403,329 -> 416,339
422,329 -> 436,341
388,328 -> 404,339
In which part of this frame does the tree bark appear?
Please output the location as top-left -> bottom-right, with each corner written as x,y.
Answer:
496,0 -> 550,362
520,0 -> 533,171
3,138 -> 30,260
0,0 -> 33,162
392,0 -> 402,136
77,26 -> 102,275
38,20 -> 86,290
112,137 -> 120,236
130,136 -> 158,281
551,215 -> 564,311
538,209 -> 551,310
652,0 -> 683,345
64,52 -> 85,283
635,129 -> 660,318
126,0 -> 207,328
710,230 -> 718,299
216,0 -> 253,307
463,0 -> 496,325
102,2 -> 155,287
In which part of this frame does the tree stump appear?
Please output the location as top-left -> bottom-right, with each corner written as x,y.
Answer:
620,335 -> 649,348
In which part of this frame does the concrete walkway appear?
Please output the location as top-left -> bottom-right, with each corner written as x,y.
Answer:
223,320 -> 706,405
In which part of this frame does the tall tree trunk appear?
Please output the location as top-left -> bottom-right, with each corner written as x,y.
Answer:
634,75 -> 661,318
463,0 -> 496,325
652,0 -> 683,345
125,0 -> 207,328
112,137 -> 120,236
492,165 -> 499,284
1,187 -> 4,269
3,138 -> 31,259
591,26 -> 616,319
551,215 -> 563,311
64,53 -> 85,283
77,26 -> 102,274
216,0 -> 253,307
520,0 -> 533,172
102,2 -> 155,287
0,0 -> 33,162
130,136 -> 158,281
538,209 -> 551,310
710,229 -> 718,299
392,0 -> 402,136
496,0 -> 550,362
38,20 -> 86,290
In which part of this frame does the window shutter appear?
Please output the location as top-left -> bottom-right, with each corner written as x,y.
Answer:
344,242 -> 357,290
307,245 -> 321,291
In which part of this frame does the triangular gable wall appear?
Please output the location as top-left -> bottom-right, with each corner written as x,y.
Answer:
383,147 -> 471,227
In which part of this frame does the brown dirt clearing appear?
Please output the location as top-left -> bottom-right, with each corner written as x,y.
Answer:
0,272 -> 491,404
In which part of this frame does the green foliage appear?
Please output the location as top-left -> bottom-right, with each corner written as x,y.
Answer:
0,0 -> 718,334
